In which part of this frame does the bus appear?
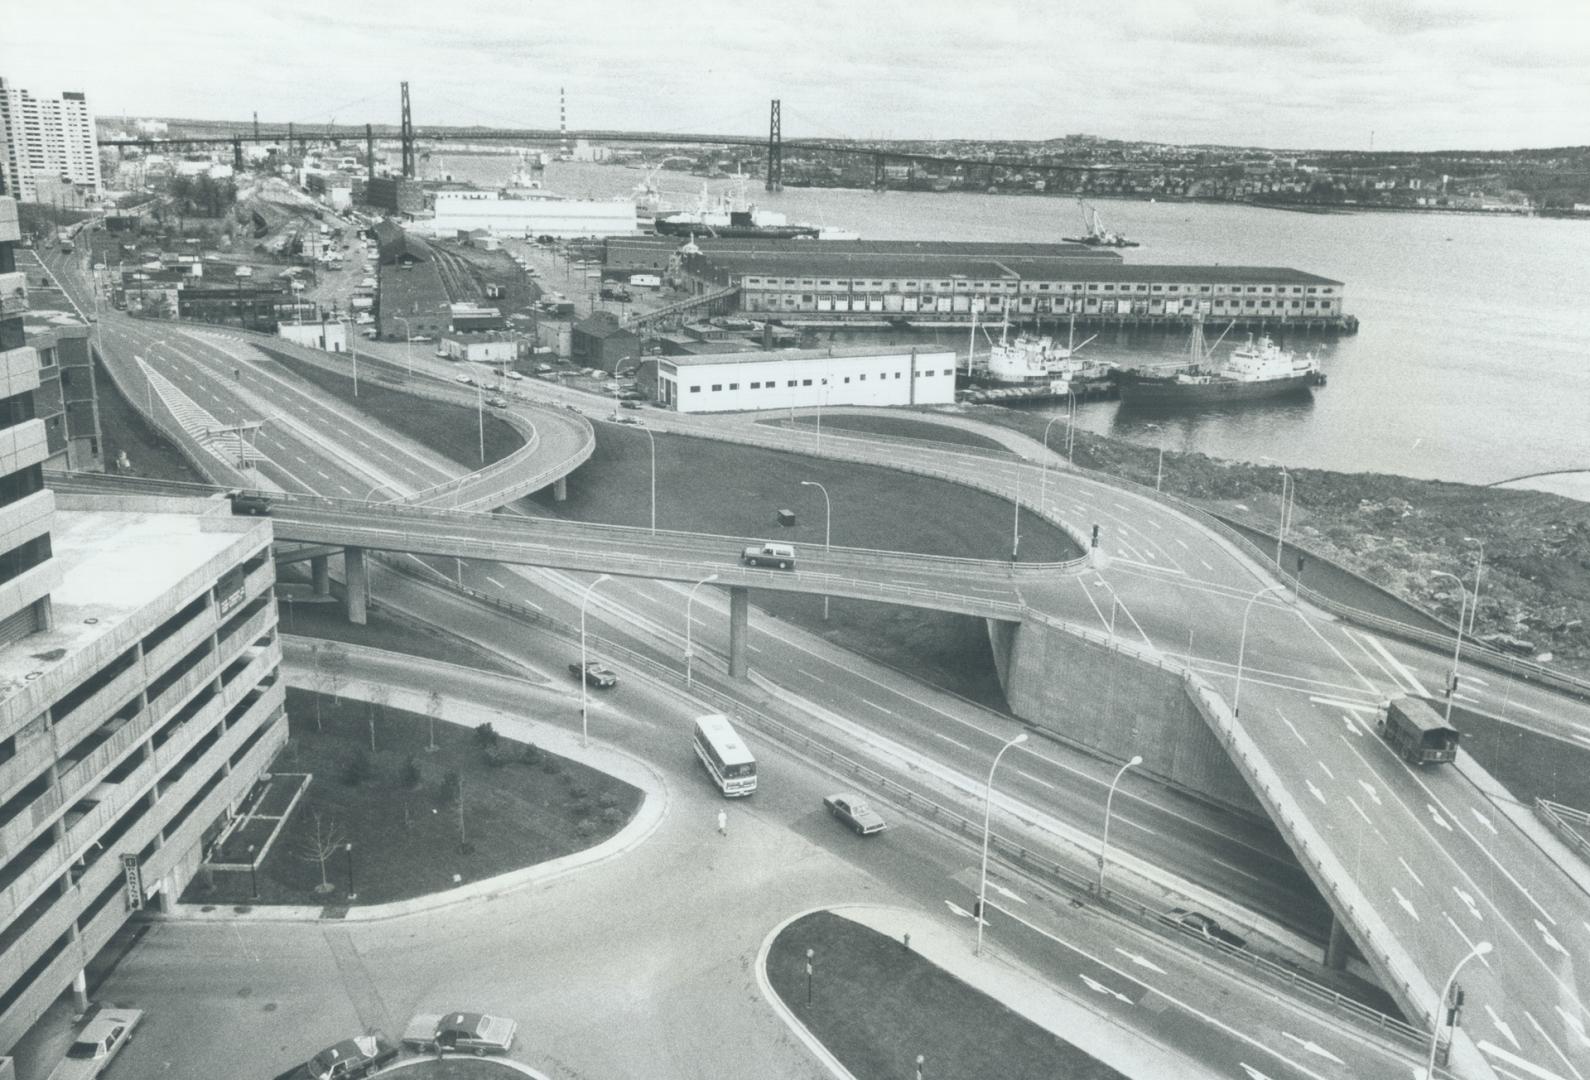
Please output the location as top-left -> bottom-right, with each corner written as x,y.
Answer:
693,713 -> 757,796
1379,695 -> 1461,765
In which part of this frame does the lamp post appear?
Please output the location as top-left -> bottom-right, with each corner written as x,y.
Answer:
392,314 -> 414,376
1234,584 -> 1286,719
1097,755 -> 1143,896
684,573 -> 719,687
800,480 -> 831,620
1143,422 -> 1166,492
1039,414 -> 1066,514
1430,570 -> 1470,727
1066,387 -> 1078,464
976,731 -> 1029,957
578,575 -> 612,747
344,842 -> 355,901
805,948 -> 814,1005
247,843 -> 258,899
350,333 -> 360,397
642,425 -> 657,535
1261,457 -> 1292,568
475,382 -> 485,464
1011,464 -> 1022,562
1425,941 -> 1491,1080
1462,536 -> 1485,636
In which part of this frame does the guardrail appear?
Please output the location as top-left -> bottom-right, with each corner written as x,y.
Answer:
1535,798 -> 1590,864
373,554 -> 1425,1053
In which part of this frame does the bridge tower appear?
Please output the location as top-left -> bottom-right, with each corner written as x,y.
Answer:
365,123 -> 375,180
560,87 -> 569,160
400,81 -> 416,179
287,122 -> 296,162
232,137 -> 243,172
252,111 -> 259,141
872,152 -> 887,191
765,99 -> 783,192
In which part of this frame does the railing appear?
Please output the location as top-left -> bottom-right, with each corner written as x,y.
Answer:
1535,798 -> 1590,865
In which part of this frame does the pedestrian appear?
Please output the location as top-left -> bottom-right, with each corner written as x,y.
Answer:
717,808 -> 727,837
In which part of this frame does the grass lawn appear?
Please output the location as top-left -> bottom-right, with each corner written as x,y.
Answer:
180,690 -> 641,907
529,426 -> 1084,709
768,911 -> 1126,1080
257,345 -> 525,472
769,413 -> 1007,451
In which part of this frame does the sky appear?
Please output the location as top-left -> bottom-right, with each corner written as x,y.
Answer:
3,0 -> 1588,152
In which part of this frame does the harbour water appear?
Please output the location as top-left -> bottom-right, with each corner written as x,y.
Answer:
432,155 -> 1590,489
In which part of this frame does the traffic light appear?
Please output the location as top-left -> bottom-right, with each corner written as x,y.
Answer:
1091,524 -> 1100,549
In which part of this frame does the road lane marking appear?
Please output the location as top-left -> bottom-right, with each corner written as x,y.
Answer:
1536,919 -> 1570,959
1345,795 -> 1373,825
1078,973 -> 1134,1006
1471,807 -> 1499,835
1486,1007 -> 1522,1051
1316,759 -> 1335,780
1305,779 -> 1327,805
1428,804 -> 1452,831
1358,780 -> 1381,806
1444,911 -> 1491,967
1525,1011 -> 1586,1080
1307,694 -> 1378,713
1479,1038 -> 1569,1080
1014,769 -> 1057,790
1398,857 -> 1426,889
1280,713 -> 1309,747
1392,887 -> 1420,922
1364,633 -> 1433,697
1279,1032 -> 1344,1066
928,729 -> 972,751
861,698 -> 892,715
1554,1007 -> 1588,1047
1112,947 -> 1167,976
485,576 -> 506,589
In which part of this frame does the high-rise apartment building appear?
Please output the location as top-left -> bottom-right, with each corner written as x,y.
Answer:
0,183 -> 286,1059
0,78 -> 102,203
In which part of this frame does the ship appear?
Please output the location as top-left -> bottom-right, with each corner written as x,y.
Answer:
654,173 -> 822,239
969,312 -> 1109,392
1114,317 -> 1326,406
1062,199 -> 1141,248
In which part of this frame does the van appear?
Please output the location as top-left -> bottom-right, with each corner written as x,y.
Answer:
741,541 -> 796,570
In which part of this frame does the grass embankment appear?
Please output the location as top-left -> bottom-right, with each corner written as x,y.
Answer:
90,352 -> 208,484
773,413 -> 1008,451
966,405 -> 1590,674
768,911 -> 1126,1080
257,345 -> 525,472
530,426 -> 1083,709
180,689 -> 640,907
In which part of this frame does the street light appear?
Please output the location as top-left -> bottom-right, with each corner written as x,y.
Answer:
1065,387 -> 1078,464
1462,536 -> 1485,636
1429,571 -> 1470,727
1143,422 -> 1166,492
800,480 -> 831,620
344,842 -> 356,901
1425,941 -> 1491,1080
642,425 -> 657,535
1011,464 -> 1022,562
247,842 -> 259,900
976,731 -> 1029,957
805,947 -> 814,1005
1039,414 -> 1066,515
1233,584 -> 1286,719
684,573 -> 719,687
1261,457 -> 1292,568
1097,755 -> 1143,896
578,574 -> 612,747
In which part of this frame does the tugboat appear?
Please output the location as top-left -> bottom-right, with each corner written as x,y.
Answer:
1115,316 -> 1326,407
1062,199 -> 1141,248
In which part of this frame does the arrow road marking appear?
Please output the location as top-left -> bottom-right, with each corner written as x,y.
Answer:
1358,780 -> 1382,806
1280,1031 -> 1345,1065
1113,947 -> 1167,976
945,900 -> 982,924
1306,779 -> 1328,805
1240,1066 -> 1278,1080
1079,973 -> 1134,1006
992,883 -> 1026,904
1454,887 -> 1483,921
1471,807 -> 1499,835
1392,887 -> 1421,923
1536,919 -> 1570,958
1341,713 -> 1364,737
1398,857 -> 1426,889
1486,1006 -> 1522,1051
1554,1006 -> 1588,1047
1428,804 -> 1452,831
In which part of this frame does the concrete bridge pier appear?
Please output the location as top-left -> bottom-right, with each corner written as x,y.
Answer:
311,555 -> 331,597
1325,913 -> 1350,970
728,586 -> 749,679
344,547 -> 369,625
552,477 -> 568,502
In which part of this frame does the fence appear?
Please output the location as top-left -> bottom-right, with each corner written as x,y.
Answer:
1535,798 -> 1590,864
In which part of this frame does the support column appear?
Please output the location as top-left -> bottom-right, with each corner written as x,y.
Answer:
728,586 -> 749,680
71,969 -> 88,1014
344,546 -> 369,626
311,555 -> 331,596
552,476 -> 568,502
1324,912 -> 1350,970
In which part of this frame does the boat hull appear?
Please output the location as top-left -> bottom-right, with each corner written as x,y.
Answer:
654,219 -> 819,239
1116,371 -> 1320,406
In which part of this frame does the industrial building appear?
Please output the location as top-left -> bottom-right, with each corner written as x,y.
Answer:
603,236 -> 1122,276
442,333 -> 515,364
363,176 -> 424,216
277,318 -> 349,354
653,345 -> 956,413
0,78 -> 101,202
570,311 -> 643,373
0,188 -> 286,1060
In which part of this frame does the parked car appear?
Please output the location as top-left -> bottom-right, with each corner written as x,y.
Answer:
614,416 -> 643,426
47,1008 -> 142,1080
455,374 -> 473,385
402,1011 -> 518,1056
506,370 -> 523,380
620,399 -> 642,410
1162,908 -> 1247,950
487,396 -> 509,408
741,541 -> 796,570
272,1034 -> 397,1080
568,660 -> 619,689
823,794 -> 887,835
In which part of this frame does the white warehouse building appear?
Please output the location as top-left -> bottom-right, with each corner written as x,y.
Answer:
426,191 -> 638,238
654,345 -> 956,414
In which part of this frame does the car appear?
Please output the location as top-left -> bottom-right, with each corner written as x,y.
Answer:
226,490 -> 271,516
614,416 -> 642,426
1162,908 -> 1247,950
741,541 -> 796,570
47,1008 -> 142,1080
402,1011 -> 518,1056
620,399 -> 641,409
434,348 -> 448,359
487,396 -> 509,408
412,334 -> 433,343
506,370 -> 523,380
568,660 -> 619,689
455,374 -> 473,385
273,1034 -> 399,1080
823,793 -> 887,835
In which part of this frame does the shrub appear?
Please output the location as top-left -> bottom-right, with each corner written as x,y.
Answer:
600,806 -> 626,828
399,755 -> 421,788
597,792 -> 621,811
436,769 -> 461,805
568,784 -> 589,802
540,756 -> 562,777
341,750 -> 373,786
520,743 -> 544,767
483,746 -> 514,768
473,722 -> 499,749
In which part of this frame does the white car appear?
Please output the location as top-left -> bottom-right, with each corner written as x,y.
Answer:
47,1008 -> 142,1080
455,374 -> 473,385
506,371 -> 523,380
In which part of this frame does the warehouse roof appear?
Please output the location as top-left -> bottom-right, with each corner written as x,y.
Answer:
705,252 -> 1022,280
661,343 -> 950,368
705,251 -> 1342,287
991,260 -> 1345,286
619,237 -> 1121,260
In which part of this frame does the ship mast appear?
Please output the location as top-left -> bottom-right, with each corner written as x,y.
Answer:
966,307 -> 977,375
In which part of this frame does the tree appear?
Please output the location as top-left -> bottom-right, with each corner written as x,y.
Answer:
298,811 -> 347,895
366,684 -> 388,753
318,643 -> 349,712
424,690 -> 444,752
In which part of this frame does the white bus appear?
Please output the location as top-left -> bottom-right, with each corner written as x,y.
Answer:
693,713 -> 757,796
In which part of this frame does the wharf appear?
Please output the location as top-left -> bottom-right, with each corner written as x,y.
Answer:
768,313 -> 1360,335
957,378 -> 1116,406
